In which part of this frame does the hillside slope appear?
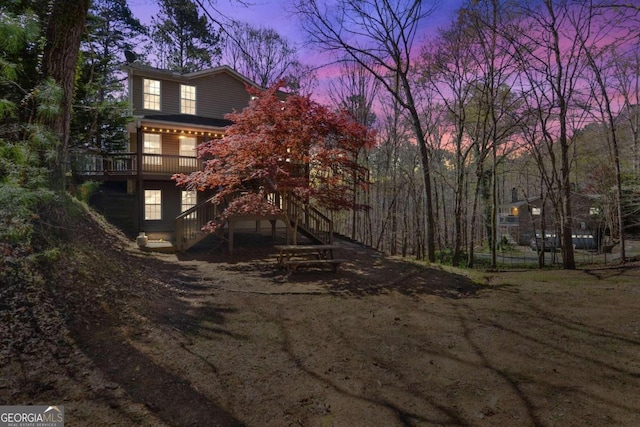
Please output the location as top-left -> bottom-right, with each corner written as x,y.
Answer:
1,199 -> 174,424
2,199 -> 639,426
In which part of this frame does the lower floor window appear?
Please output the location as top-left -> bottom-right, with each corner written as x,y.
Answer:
145,189 -> 162,220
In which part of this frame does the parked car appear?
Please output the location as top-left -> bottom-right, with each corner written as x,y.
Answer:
572,234 -> 597,250
529,235 -> 558,252
530,234 -> 597,251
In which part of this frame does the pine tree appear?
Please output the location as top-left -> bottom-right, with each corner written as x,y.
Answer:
73,0 -> 146,152
151,0 -> 222,72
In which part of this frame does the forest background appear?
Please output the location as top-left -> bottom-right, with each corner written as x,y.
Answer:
1,0 -> 640,274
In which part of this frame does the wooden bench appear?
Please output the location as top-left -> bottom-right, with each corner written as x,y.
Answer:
274,244 -> 344,272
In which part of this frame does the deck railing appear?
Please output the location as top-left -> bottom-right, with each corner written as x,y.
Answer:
499,214 -> 519,224
72,153 -> 201,176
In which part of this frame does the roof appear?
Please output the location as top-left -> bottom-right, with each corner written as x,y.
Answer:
121,63 -> 263,90
143,114 -> 233,128
500,192 -> 602,209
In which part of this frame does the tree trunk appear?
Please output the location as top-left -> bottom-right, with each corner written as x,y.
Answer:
468,161 -> 487,268
559,124 -> 576,269
491,141 -> 498,269
409,106 -> 436,263
42,0 -> 91,191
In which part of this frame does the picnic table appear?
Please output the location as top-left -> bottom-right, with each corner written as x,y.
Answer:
274,244 -> 345,272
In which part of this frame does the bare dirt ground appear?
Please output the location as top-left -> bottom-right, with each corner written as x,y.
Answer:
2,217 -> 640,426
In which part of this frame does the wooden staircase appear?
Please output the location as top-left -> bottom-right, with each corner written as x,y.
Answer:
267,192 -> 333,245
175,194 -> 223,252
175,191 -> 333,252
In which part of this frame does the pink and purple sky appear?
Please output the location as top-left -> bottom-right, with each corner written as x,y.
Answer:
129,0 -> 462,53
127,0 -> 463,97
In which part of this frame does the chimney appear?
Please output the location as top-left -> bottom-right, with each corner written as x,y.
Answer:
511,187 -> 518,203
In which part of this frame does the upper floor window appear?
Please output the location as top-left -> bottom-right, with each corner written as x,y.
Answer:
531,207 -> 541,216
143,79 -> 161,110
181,84 -> 196,114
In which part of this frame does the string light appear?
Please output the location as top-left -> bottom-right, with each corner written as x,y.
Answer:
139,126 -> 226,138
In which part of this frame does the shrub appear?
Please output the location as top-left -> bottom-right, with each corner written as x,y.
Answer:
75,180 -> 102,203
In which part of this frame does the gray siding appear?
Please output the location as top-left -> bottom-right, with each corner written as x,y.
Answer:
124,65 -> 254,239
162,80 -> 180,115
142,181 -> 215,234
194,72 -> 252,118
142,180 -> 183,233
131,71 -> 252,119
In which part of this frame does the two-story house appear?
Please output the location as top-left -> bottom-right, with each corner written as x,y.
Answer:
73,63 -> 333,252
498,189 -> 602,250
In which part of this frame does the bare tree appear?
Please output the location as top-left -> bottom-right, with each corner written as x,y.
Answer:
224,22 -> 307,89
613,49 -> 640,176
459,0 -> 523,268
361,88 -> 422,255
294,0 -> 439,262
515,102 -> 560,266
417,0 -> 523,268
506,0 -> 604,269
328,58 -> 379,240
189,1 -> 315,93
579,4 -> 640,262
419,20 -> 477,266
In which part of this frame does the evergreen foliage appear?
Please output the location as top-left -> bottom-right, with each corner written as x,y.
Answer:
72,0 -> 146,152
151,0 -> 222,72
0,11 -> 58,284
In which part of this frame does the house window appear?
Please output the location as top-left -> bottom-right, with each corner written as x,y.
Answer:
180,84 -> 196,115
179,136 -> 197,167
589,207 -> 601,216
143,79 -> 161,111
143,133 -> 162,165
182,190 -> 197,219
144,190 -> 162,220
531,207 -> 541,216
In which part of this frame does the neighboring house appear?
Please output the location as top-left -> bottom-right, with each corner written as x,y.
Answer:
498,189 -> 602,249
72,63 -> 332,252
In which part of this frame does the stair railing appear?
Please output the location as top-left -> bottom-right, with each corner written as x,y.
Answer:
278,192 -> 333,244
176,190 -> 333,251
175,194 -> 223,251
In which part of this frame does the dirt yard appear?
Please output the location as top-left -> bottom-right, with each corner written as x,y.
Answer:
3,227 -> 640,426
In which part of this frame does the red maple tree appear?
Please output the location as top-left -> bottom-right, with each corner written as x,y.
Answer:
173,81 -> 374,242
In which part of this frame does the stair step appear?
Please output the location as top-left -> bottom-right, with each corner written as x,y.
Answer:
140,240 -> 175,253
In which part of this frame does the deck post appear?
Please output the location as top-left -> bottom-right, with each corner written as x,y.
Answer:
136,125 -> 144,232
270,219 -> 277,244
228,219 -> 234,255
